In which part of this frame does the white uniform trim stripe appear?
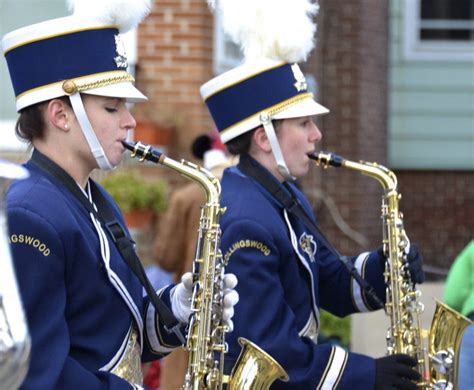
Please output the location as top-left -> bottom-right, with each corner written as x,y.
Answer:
298,313 -> 313,337
318,346 -> 348,390
90,213 -> 144,348
145,296 -> 175,354
352,252 -> 371,312
283,210 -> 320,328
85,182 -> 144,350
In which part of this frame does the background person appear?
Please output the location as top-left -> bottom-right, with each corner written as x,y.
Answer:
443,240 -> 474,390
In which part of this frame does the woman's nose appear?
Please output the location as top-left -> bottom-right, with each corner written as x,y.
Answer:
122,109 -> 137,130
310,122 -> 322,143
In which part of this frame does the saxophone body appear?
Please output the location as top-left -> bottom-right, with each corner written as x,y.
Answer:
123,141 -> 288,390
0,160 -> 31,390
310,152 -> 472,390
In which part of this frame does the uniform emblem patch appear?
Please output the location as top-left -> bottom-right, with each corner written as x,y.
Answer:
299,232 -> 317,262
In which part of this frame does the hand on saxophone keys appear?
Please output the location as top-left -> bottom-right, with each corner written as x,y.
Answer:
375,354 -> 421,390
170,273 -> 195,323
170,272 -> 239,330
405,244 -> 425,285
377,244 -> 425,285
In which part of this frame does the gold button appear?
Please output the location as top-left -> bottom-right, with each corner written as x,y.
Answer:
62,80 -> 77,95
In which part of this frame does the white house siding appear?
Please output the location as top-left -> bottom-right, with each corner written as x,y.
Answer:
389,0 -> 474,170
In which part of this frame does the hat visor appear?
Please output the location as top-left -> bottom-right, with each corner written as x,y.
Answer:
81,81 -> 148,103
272,98 -> 329,120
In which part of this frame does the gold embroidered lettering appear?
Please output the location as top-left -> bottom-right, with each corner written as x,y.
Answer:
9,234 -> 51,257
223,239 -> 271,261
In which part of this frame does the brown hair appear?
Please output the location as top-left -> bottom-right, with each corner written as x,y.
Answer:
226,129 -> 255,155
225,119 -> 283,155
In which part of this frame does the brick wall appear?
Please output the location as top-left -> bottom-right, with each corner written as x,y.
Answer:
396,171 -> 474,269
136,0 -> 214,162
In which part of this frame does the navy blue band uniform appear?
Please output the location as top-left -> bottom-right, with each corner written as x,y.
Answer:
6,161 -> 183,389
220,156 -> 387,389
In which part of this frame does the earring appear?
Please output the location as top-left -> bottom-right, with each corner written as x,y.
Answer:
64,124 -> 69,130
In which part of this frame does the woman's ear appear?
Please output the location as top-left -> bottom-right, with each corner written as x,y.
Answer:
252,126 -> 272,153
47,99 -> 72,132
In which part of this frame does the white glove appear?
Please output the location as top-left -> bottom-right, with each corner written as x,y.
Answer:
170,272 -> 194,323
222,273 -> 239,332
170,272 -> 239,329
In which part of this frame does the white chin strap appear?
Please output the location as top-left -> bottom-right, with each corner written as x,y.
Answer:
69,93 -> 114,171
260,112 -> 295,181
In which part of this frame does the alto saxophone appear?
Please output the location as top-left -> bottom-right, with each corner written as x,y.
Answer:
0,160 -> 31,390
310,151 -> 472,390
123,141 -> 288,390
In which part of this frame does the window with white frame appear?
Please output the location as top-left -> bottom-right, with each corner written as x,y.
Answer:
404,0 -> 474,61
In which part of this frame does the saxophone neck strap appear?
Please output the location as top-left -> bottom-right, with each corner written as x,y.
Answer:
238,154 -> 384,310
30,149 -> 185,342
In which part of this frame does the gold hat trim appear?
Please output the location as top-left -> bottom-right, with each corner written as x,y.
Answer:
220,92 -> 314,137
15,70 -> 134,100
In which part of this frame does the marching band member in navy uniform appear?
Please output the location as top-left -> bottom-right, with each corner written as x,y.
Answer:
1,0 -> 238,388
200,1 -> 424,389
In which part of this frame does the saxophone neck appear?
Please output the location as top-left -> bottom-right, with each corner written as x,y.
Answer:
123,140 -> 222,204
310,151 -> 398,191
163,156 -> 222,203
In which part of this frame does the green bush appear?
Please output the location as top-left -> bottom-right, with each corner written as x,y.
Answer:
319,309 -> 351,348
101,170 -> 168,213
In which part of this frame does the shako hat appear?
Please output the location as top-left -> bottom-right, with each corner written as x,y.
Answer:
200,0 -> 329,180
2,0 -> 151,171
2,0 -> 150,112
201,58 -> 328,144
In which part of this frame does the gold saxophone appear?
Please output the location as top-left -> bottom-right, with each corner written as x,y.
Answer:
0,160 -> 31,389
123,141 -> 288,390
310,151 -> 472,390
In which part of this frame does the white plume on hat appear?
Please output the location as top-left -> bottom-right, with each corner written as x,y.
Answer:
67,0 -> 152,32
209,0 -> 319,63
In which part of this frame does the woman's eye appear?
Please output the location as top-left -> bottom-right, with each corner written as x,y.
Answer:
105,107 -> 118,113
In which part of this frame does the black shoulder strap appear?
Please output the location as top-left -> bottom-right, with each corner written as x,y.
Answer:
30,150 -> 185,342
238,155 -> 384,310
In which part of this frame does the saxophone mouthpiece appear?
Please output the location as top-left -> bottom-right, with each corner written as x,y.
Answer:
308,151 -> 344,168
122,140 -> 163,163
